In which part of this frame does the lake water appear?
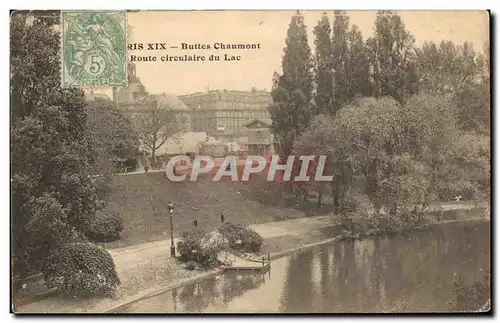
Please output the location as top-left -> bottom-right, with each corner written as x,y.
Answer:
115,220 -> 490,313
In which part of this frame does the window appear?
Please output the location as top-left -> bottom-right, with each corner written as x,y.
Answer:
256,131 -> 262,140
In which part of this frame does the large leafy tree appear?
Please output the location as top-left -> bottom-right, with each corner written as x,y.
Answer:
367,11 -> 419,103
11,11 -> 104,276
295,93 -> 486,219
453,44 -> 490,136
417,40 -> 481,98
402,94 -> 459,205
335,97 -> 406,214
269,11 -> 314,160
293,115 -> 341,212
454,81 -> 490,136
313,13 -> 334,116
86,98 -> 138,172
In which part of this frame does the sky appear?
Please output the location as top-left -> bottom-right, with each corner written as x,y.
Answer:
114,10 -> 489,96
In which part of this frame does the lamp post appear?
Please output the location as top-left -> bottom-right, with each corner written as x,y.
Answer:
167,201 -> 176,257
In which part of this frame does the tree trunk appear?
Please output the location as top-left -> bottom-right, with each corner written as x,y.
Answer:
333,181 -> 341,216
317,191 -> 323,209
150,149 -> 156,169
374,200 -> 381,215
295,188 -> 301,210
332,186 -> 337,215
390,202 -> 398,217
302,188 -> 308,204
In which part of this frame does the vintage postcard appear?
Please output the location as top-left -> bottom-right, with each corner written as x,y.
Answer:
11,10 -> 490,314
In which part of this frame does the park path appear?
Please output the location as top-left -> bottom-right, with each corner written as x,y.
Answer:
107,214 -> 339,274
108,201 -> 487,270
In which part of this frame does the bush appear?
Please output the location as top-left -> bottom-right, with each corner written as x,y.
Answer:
438,180 -> 479,201
184,261 -> 197,270
219,222 -> 263,253
177,229 -> 223,268
43,243 -> 120,296
84,211 -> 124,242
118,157 -> 138,172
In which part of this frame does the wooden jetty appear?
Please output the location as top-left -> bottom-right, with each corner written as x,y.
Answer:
220,252 -> 271,273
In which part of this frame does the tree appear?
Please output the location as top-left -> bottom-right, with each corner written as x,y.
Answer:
313,13 -> 334,115
403,94 -> 490,203
135,95 -> 178,165
478,41 -> 490,83
454,81 -> 490,136
86,98 -> 138,172
345,25 -> 372,99
416,40 -> 481,97
453,43 -> 490,136
331,10 -> 350,112
335,97 -> 405,214
11,11 -> 104,277
436,132 -> 490,202
269,11 -> 314,160
367,11 -> 419,103
293,115 -> 337,211
401,94 -> 459,207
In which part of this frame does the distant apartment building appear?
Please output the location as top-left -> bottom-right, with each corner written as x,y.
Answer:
114,62 -> 273,151
179,88 -> 272,143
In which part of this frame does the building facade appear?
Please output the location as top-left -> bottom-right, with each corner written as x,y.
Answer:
114,63 -> 273,150
179,88 -> 272,143
244,119 -> 274,157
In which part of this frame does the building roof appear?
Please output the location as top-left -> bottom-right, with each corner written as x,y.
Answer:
159,132 -> 208,155
150,93 -> 192,111
180,88 -> 271,97
84,91 -> 111,101
244,119 -> 272,128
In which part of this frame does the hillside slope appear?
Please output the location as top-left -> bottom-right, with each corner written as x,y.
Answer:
105,172 -> 306,247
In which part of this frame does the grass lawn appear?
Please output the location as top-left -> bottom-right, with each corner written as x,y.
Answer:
103,172 -> 326,248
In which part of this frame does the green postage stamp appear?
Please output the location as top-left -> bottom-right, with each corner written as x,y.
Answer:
61,11 -> 127,88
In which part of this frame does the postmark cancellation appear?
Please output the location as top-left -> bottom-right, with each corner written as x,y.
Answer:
61,11 -> 127,88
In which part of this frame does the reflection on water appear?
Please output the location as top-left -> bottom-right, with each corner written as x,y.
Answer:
116,221 -> 490,313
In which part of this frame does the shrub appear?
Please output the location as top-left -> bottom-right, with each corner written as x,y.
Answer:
219,222 -> 264,253
438,180 -> 479,201
177,229 -> 223,268
43,243 -> 120,296
84,211 -> 124,242
184,261 -> 197,270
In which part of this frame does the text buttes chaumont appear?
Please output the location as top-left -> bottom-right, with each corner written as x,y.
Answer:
128,43 -> 261,50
